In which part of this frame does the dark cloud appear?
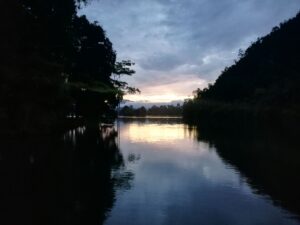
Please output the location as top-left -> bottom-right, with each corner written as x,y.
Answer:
140,53 -> 182,71
79,0 -> 300,102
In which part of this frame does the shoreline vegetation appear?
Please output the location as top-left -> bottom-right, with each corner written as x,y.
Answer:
118,116 -> 182,119
183,12 -> 300,128
1,2 -> 299,136
1,1 -> 138,136
119,104 -> 183,117
183,100 -> 300,130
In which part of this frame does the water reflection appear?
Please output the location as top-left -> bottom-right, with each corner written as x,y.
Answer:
126,124 -> 185,143
1,118 -> 300,225
0,124 -> 134,225
104,118 -> 300,225
193,123 -> 300,219
62,125 -> 135,224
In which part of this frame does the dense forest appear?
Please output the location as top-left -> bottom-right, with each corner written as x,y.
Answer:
0,0 -> 137,135
183,12 -> 300,124
119,104 -> 182,117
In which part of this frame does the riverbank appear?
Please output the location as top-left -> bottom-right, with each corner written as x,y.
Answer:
183,100 -> 300,132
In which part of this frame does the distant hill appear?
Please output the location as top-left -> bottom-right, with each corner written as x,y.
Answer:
203,12 -> 300,105
119,104 -> 182,117
121,100 -> 184,109
183,12 -> 300,124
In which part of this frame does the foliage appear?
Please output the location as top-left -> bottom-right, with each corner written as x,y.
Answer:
183,12 -> 300,122
0,0 -> 136,135
119,104 -> 182,117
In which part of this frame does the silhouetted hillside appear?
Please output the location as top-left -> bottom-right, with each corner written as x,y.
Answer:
184,12 -> 300,124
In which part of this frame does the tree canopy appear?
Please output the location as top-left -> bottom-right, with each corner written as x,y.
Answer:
0,0 -> 137,135
119,104 -> 182,117
183,12 -> 300,122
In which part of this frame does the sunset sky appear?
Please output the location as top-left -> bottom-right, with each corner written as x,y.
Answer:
80,0 -> 300,103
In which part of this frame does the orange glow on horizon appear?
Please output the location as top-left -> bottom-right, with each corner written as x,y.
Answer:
124,94 -> 192,103
126,124 -> 185,143
122,76 -> 207,103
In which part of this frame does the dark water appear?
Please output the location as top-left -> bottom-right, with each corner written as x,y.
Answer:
1,118 -> 300,225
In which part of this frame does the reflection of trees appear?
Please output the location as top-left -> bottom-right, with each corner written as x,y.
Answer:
192,123 -> 300,219
0,125 -> 134,225
119,117 -> 183,125
127,153 -> 141,164
61,125 -> 134,225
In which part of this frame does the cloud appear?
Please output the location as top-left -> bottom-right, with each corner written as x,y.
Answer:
79,0 -> 300,102
139,53 -> 182,71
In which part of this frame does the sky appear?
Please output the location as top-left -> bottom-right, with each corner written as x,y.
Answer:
79,0 -> 300,104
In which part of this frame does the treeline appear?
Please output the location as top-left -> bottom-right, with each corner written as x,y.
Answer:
0,1 -> 136,135
183,12 -> 300,124
119,104 -> 182,117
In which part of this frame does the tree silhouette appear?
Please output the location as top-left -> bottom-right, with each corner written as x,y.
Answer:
119,104 -> 182,117
183,12 -> 300,123
0,0 -> 136,134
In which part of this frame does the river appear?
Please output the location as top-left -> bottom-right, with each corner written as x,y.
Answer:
1,117 -> 300,225
105,118 -> 300,225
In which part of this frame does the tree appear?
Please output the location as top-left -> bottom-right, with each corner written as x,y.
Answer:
183,12 -> 300,122
0,0 -> 138,134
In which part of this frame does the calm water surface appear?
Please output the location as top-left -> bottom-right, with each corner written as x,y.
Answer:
104,118 -> 300,225
1,118 -> 300,225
